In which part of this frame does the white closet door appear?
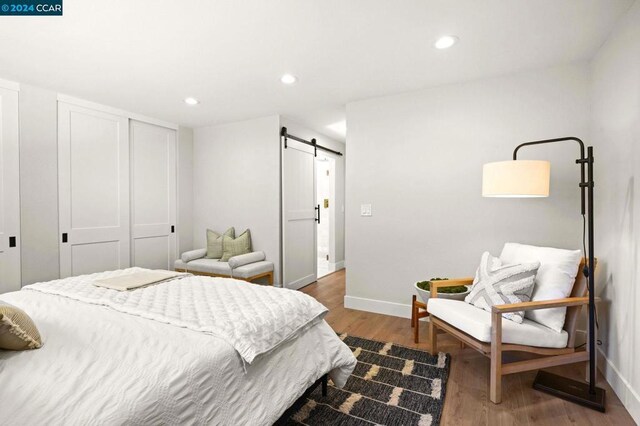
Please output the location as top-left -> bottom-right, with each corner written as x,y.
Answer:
130,120 -> 176,270
0,87 -> 21,292
58,102 -> 130,277
282,139 -> 317,289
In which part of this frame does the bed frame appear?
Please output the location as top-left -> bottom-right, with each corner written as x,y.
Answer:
274,374 -> 328,424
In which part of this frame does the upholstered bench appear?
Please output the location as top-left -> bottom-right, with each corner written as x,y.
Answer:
174,249 -> 274,284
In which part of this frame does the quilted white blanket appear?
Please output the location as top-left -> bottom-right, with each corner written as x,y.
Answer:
24,268 -> 328,364
0,287 -> 356,425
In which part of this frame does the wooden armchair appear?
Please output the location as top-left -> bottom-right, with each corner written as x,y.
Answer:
428,259 -> 594,404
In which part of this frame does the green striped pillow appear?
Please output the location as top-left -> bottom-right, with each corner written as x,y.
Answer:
221,229 -> 252,262
206,227 -> 235,259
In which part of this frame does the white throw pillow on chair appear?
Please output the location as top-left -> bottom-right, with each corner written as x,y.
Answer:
500,243 -> 582,332
465,252 -> 539,323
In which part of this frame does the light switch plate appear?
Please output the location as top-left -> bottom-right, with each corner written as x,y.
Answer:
361,204 -> 372,217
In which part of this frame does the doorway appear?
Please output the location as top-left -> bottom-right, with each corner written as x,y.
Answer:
280,126 -> 344,290
316,155 -> 336,278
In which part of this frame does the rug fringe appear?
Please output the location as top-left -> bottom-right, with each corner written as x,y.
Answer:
389,387 -> 403,406
292,399 -> 317,423
431,378 -> 442,399
338,393 -> 363,414
364,364 -> 379,381
378,341 -> 393,355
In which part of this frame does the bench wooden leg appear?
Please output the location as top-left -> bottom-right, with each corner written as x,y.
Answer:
267,271 -> 274,285
490,311 -> 502,404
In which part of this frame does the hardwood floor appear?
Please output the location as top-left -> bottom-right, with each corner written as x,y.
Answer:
302,269 -> 635,426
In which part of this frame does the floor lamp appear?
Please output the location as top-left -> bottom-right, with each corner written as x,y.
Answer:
482,137 -> 605,412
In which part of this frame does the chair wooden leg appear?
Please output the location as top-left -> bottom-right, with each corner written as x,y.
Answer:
411,295 -> 416,328
429,318 -> 437,355
490,311 -> 502,404
414,310 -> 420,343
268,271 -> 274,285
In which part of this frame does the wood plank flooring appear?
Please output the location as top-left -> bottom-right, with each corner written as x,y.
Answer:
302,269 -> 635,425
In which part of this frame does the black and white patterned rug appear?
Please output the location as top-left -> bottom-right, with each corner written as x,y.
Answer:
282,334 -> 451,426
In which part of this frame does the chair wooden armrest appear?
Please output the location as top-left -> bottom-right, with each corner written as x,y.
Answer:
430,278 -> 474,298
491,296 -> 598,314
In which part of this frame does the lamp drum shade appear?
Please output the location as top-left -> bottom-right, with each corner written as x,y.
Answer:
482,160 -> 550,197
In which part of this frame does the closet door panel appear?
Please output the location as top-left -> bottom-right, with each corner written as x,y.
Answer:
133,236 -> 171,270
58,102 -> 130,277
71,241 -> 120,276
0,87 -> 21,292
130,120 -> 176,270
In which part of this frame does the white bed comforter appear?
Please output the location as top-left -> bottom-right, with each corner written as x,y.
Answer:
25,268 -> 328,364
0,271 -> 356,426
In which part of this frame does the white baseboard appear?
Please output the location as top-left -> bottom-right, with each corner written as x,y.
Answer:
287,274 -> 316,290
331,261 -> 345,271
344,295 -> 412,318
597,348 -> 640,423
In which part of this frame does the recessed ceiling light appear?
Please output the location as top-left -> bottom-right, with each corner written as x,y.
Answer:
280,74 -> 298,85
327,120 -> 347,136
434,35 -> 459,50
184,97 -> 200,105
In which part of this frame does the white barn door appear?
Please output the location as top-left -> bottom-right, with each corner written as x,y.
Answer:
130,120 -> 176,270
282,138 -> 317,289
58,102 -> 130,277
0,86 -> 21,292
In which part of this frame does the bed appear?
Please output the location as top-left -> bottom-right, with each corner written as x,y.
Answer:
0,268 -> 356,425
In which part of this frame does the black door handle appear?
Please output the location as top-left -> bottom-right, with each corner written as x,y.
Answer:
62,233 -> 68,243
171,225 -> 175,233
9,236 -> 16,248
315,205 -> 320,224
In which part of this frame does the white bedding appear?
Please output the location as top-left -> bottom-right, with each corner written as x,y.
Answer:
25,268 -> 329,364
0,273 -> 356,425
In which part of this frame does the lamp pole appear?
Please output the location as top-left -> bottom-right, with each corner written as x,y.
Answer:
513,137 -> 604,410
586,145 -> 596,394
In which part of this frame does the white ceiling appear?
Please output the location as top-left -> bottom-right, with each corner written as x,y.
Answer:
0,0 -> 633,141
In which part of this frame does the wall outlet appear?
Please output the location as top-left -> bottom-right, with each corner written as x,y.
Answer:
360,204 -> 372,217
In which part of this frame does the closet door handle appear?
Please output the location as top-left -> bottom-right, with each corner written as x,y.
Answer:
9,236 -> 16,248
315,205 -> 320,224
62,233 -> 68,243
171,225 -> 175,233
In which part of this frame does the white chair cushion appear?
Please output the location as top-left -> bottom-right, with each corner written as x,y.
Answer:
178,258 -> 232,275
500,243 -> 582,332
427,298 -> 568,348
232,261 -> 274,279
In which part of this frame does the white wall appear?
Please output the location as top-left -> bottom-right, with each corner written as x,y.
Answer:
18,85 -> 61,284
280,119 -> 346,266
177,126 -> 194,255
345,64 -> 590,316
590,1 -> 640,421
192,115 -> 281,283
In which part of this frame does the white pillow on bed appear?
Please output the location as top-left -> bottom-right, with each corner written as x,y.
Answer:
499,243 -> 582,332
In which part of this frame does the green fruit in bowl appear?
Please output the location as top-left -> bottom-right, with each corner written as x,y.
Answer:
414,277 -> 470,304
416,279 -> 468,294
